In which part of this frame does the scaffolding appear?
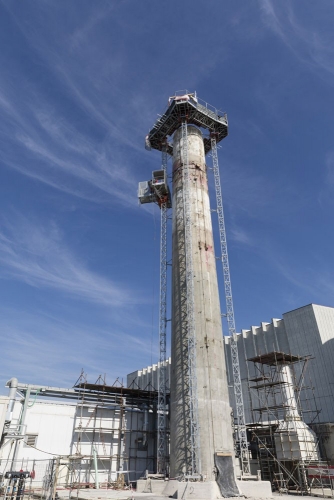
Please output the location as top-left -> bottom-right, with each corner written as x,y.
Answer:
247,351 -> 329,493
157,144 -> 169,476
211,135 -> 250,475
181,120 -> 201,476
0,379 -> 159,490
138,145 -> 171,476
71,379 -> 158,486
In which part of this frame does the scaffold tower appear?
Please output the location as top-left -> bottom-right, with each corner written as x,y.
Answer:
157,144 -> 168,475
181,120 -> 201,475
138,146 -> 171,475
211,135 -> 250,475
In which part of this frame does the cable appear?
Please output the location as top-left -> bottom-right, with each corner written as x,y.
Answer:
27,389 -> 41,408
1,440 -> 14,473
24,442 -> 59,456
25,442 -> 91,466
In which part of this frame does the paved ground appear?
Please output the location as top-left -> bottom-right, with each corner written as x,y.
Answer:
51,489 -> 334,500
56,491 -> 153,500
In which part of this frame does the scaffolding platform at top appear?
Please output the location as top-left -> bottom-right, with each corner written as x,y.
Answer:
145,91 -> 228,155
248,351 -> 311,366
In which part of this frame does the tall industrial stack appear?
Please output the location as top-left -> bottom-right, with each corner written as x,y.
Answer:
171,125 -> 234,479
138,93 -> 251,497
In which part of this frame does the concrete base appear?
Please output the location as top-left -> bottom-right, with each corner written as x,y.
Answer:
175,481 -> 222,499
137,479 -> 240,499
137,479 -> 167,495
237,479 -> 272,498
162,480 -> 179,498
137,478 -> 272,498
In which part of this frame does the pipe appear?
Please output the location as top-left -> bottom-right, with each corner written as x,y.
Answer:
277,365 -> 300,421
93,447 -> 99,489
5,378 -> 18,422
12,386 -> 31,467
143,407 -> 148,446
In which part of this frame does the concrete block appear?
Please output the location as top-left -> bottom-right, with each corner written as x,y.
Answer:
177,480 -> 222,499
236,479 -> 272,498
136,478 -> 167,494
162,479 -> 179,497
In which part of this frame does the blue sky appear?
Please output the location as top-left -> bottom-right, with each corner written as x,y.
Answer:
0,1 -> 333,390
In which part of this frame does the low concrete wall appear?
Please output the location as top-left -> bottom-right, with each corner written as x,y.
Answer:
138,477 -> 272,498
177,481 -> 222,500
136,479 -> 167,494
162,479 -> 178,498
237,479 -> 272,498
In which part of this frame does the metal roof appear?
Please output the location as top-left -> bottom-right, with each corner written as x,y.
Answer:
13,382 -> 158,408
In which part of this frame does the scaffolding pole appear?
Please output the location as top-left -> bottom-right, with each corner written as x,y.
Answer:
181,121 -> 201,476
157,145 -> 168,475
211,135 -> 250,475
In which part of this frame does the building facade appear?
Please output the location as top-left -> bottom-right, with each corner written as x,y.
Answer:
0,385 -> 157,487
224,304 -> 334,425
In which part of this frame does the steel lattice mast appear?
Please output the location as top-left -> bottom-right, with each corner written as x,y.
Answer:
157,145 -> 168,475
210,135 -> 250,475
181,121 -> 201,476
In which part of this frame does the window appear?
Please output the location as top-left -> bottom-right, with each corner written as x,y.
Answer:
136,437 -> 148,451
24,434 -> 38,447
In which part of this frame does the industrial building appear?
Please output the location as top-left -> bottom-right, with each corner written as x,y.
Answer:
128,303 -> 334,490
0,379 -> 159,494
1,92 -> 333,498
224,303 -> 334,426
224,303 -> 334,488
1,303 -> 334,495
128,304 -> 334,427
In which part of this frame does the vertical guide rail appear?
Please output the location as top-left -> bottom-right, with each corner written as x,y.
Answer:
157,144 -> 168,475
181,121 -> 201,476
211,135 -> 250,475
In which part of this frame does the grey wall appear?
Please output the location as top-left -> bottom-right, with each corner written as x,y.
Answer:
127,359 -> 171,392
225,304 -> 334,425
284,304 -> 334,424
128,304 -> 334,426
224,318 -> 289,424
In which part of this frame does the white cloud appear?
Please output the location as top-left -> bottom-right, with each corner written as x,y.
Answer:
0,308 -> 156,389
215,159 -> 273,218
259,0 -> 334,81
0,84 -> 139,207
325,152 -> 334,186
0,214 -> 142,307
317,152 -> 334,207
230,227 -> 255,246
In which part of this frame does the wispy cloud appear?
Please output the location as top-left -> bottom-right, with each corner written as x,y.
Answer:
0,83 -> 139,206
0,214 -> 142,307
317,152 -> 334,207
0,308 -> 156,388
259,0 -> 334,81
231,229 -> 334,308
0,2 -> 150,207
230,227 -> 255,246
215,159 -> 273,218
325,152 -> 334,187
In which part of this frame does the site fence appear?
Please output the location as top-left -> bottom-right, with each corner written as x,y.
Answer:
0,458 -> 55,499
0,457 -> 137,499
